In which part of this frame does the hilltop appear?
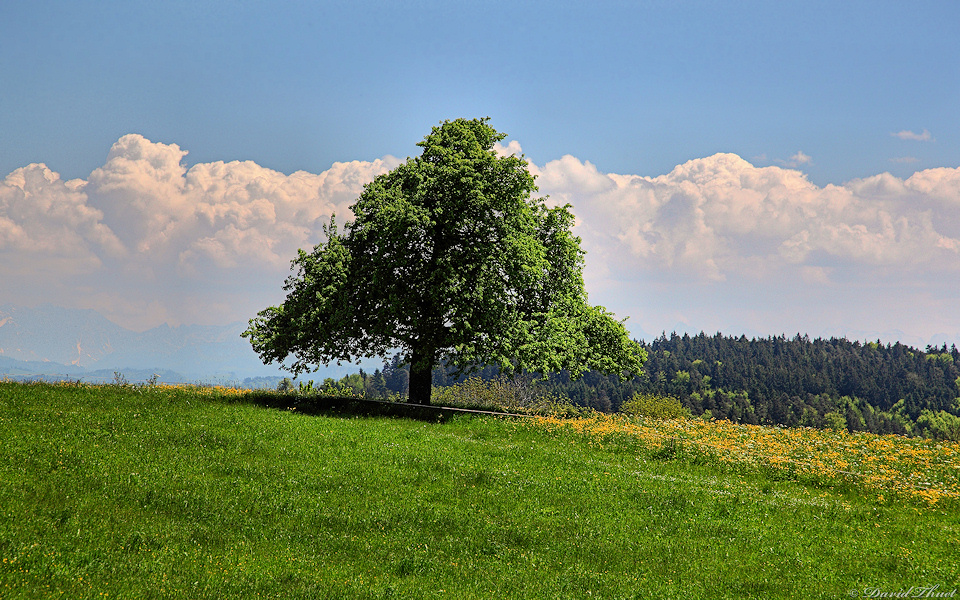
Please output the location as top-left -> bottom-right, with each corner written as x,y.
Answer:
0,381 -> 956,598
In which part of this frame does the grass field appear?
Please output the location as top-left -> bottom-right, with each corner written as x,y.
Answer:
0,381 -> 958,599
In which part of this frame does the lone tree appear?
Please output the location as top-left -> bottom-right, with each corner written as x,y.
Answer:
243,118 -> 645,404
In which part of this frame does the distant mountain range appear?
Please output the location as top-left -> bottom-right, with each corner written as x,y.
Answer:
0,304 -> 308,384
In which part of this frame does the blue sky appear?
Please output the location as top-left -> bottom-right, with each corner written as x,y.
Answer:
2,1 -> 960,353
5,1 -> 957,183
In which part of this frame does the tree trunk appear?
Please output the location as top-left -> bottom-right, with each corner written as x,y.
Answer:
408,344 -> 434,405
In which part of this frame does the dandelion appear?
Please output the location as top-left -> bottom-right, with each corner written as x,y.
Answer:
521,414 -> 960,506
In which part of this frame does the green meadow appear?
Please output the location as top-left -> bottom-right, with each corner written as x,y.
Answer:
0,381 -> 957,599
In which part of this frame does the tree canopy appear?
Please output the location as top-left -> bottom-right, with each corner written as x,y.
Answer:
243,118 -> 645,404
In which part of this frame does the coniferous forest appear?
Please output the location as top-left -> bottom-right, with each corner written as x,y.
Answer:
357,333 -> 960,440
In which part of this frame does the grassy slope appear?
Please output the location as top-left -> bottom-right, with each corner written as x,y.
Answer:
0,382 -> 957,599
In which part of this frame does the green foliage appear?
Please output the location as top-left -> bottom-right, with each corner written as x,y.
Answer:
243,118 -> 645,404
318,378 -> 363,398
621,393 -> 691,420
916,409 -> 960,441
610,332 -> 960,437
274,376 -> 367,398
822,411 -> 847,432
926,352 -> 954,365
431,376 -> 589,417
333,372 -> 367,396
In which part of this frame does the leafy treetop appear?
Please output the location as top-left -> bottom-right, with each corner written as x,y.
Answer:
243,117 -> 645,404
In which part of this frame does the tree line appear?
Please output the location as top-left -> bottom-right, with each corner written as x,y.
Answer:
339,333 -> 960,439
624,333 -> 960,438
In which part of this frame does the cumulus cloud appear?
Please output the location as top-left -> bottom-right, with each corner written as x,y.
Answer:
2,134 -> 959,344
535,152 -> 960,280
0,134 -> 399,329
892,129 -> 934,142
531,152 -> 960,341
79,134 -> 399,275
0,164 -> 123,273
775,151 -> 813,168
494,140 -> 523,157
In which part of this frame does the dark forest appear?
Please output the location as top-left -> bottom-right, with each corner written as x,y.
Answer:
363,333 -> 960,439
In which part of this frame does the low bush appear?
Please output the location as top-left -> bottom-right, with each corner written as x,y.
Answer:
432,376 -> 589,417
620,392 -> 690,420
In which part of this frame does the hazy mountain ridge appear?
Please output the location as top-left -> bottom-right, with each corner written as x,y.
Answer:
0,304 -> 283,380
0,305 -> 120,365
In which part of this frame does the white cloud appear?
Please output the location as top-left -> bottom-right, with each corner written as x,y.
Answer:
0,134 -> 399,330
0,164 -> 124,272
494,140 -> 523,157
535,152 -> 960,280
892,129 -> 934,142
774,151 -> 813,168
532,152 -> 960,341
2,135 -> 959,345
